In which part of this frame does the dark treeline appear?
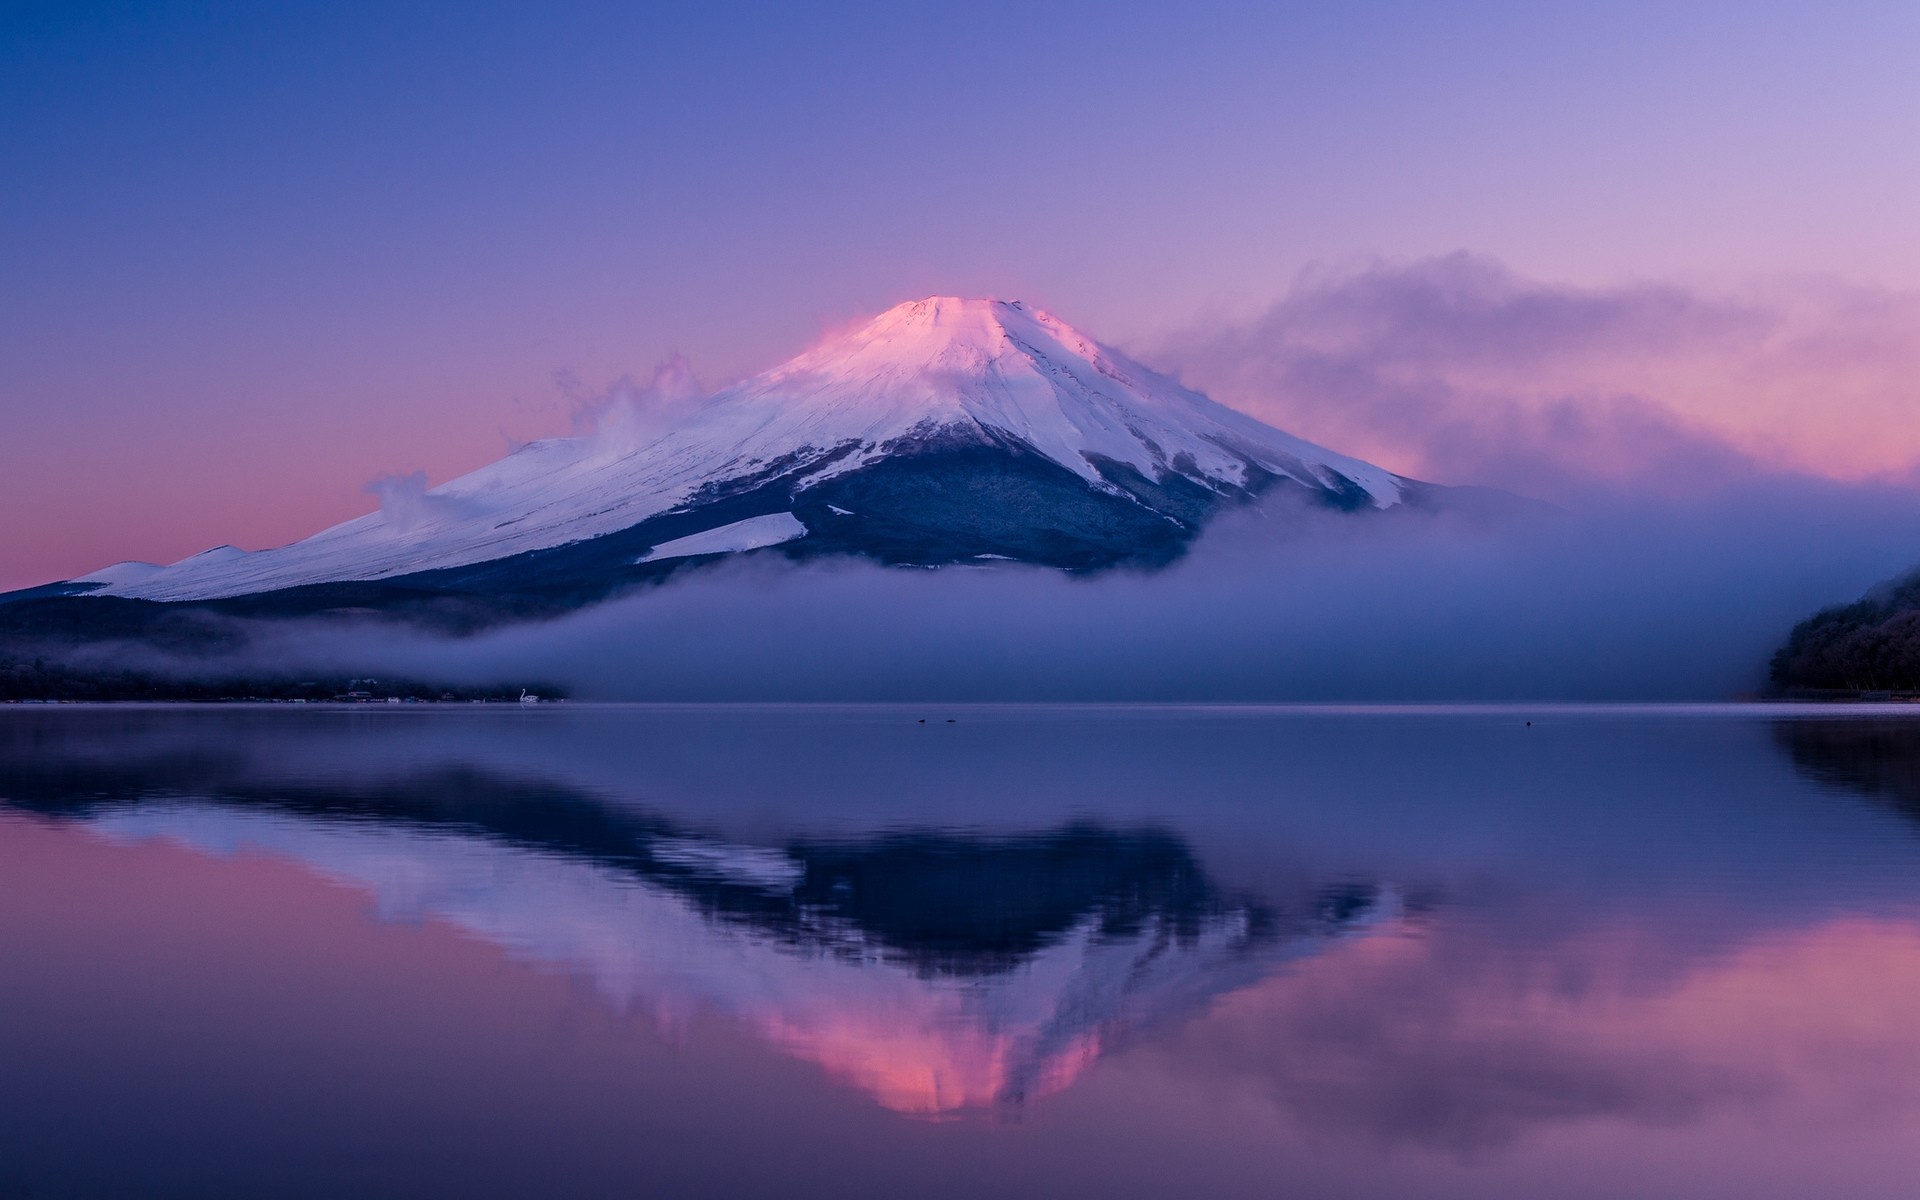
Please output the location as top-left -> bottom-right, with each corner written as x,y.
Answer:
1771,568 -> 1920,692
0,592 -> 564,702
0,653 -> 563,704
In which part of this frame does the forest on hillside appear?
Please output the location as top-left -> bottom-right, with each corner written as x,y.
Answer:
1772,569 -> 1920,692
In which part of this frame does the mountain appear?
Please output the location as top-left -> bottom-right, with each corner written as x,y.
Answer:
9,297 -> 1439,623
75,297 -> 1412,602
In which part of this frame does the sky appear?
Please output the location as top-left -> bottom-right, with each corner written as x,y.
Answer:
2,0 -> 1918,590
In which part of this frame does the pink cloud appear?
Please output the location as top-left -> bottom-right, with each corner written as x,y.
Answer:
1151,255 -> 1920,498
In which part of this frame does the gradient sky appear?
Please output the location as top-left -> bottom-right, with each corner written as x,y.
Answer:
3,1 -> 1917,589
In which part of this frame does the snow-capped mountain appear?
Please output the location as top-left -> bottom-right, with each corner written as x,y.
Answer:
48,297 -> 1423,614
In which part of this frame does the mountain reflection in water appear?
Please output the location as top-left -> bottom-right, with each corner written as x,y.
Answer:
5,706 -> 1920,1200
0,727 -> 1388,1116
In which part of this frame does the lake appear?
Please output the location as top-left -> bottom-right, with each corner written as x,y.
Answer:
3,704 -> 1919,1199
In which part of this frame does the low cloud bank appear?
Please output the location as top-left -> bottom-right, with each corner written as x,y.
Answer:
216,477 -> 1920,702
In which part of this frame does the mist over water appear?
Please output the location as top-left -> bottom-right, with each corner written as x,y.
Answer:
196,475 -> 1920,702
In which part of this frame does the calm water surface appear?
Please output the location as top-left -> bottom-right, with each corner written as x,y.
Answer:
3,704 -> 1920,1199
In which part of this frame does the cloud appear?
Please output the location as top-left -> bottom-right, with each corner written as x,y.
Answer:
1150,254 -> 1920,498
180,474 -> 1920,703
564,354 -> 708,452
362,470 -> 482,533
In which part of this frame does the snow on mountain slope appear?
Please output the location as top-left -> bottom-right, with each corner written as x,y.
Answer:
637,512 -> 808,562
72,559 -> 165,586
86,297 -> 1407,602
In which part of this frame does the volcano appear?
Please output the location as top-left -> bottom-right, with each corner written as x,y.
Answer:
19,297 -> 1440,624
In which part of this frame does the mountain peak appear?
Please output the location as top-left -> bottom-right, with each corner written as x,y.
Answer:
830,295 -> 1039,355
776,295 -> 1107,390
867,295 -> 1026,326
871,295 -> 1014,322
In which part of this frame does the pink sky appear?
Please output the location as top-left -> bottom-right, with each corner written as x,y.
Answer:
3,3 -> 1917,591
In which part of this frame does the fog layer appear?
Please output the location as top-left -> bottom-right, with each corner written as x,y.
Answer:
221,478 -> 1920,702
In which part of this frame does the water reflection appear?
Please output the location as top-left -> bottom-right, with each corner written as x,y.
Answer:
1141,907 -> 1920,1156
4,707 -> 1920,1198
0,733 -> 1388,1116
1775,717 -> 1920,821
